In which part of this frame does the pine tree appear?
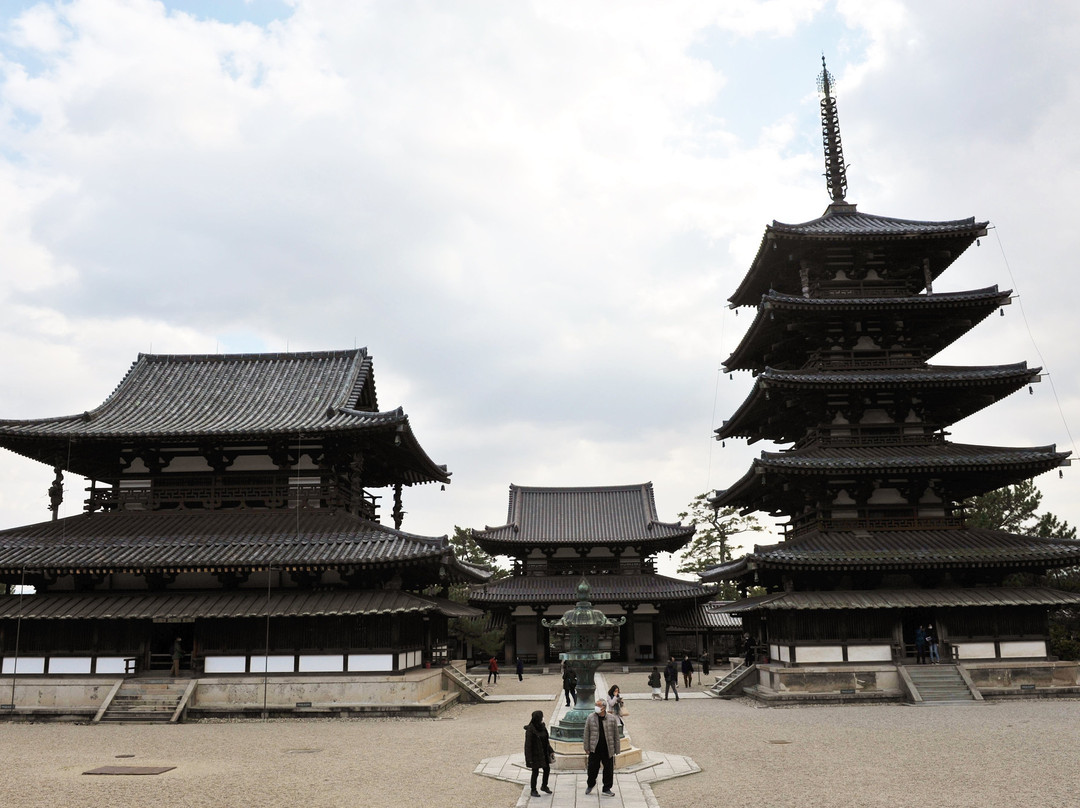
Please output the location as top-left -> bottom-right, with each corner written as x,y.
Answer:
962,480 -> 1076,539
676,492 -> 765,575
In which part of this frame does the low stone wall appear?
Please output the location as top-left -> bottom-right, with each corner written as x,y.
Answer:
964,661 -> 1080,698
0,669 -> 458,721
744,663 -> 904,704
0,676 -> 118,721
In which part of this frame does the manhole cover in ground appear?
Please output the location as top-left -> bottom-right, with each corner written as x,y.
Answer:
84,766 -> 175,776
766,740 -> 792,745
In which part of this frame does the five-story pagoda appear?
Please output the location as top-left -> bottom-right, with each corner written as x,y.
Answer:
703,60 -> 1080,701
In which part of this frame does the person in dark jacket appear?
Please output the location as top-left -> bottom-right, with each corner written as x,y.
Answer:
681,654 -> 694,688
583,698 -> 620,796
562,666 -> 577,707
516,657 -> 524,681
663,656 -> 679,701
524,709 -> 554,797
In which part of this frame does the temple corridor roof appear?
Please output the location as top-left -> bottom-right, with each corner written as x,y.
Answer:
0,509 -> 489,583
0,588 -> 480,621
468,573 -> 710,606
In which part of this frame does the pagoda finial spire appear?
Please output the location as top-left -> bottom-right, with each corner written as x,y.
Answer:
817,54 -> 848,204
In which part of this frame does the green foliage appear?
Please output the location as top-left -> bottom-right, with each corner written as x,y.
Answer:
962,480 -> 1076,539
1049,622 -> 1080,661
444,526 -> 507,655
676,492 -> 765,575
449,526 -> 510,580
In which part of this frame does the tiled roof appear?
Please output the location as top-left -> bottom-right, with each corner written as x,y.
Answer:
0,510 -> 488,580
724,288 -> 1008,372
755,363 -> 1035,387
755,442 -> 1068,473
712,586 -> 1080,613
729,206 -> 988,307
769,209 -> 987,237
471,483 -> 694,549
0,589 -> 481,620
0,349 -> 451,484
665,601 -> 743,631
761,287 -> 1008,310
717,363 -> 1037,441
467,573 -> 710,605
699,528 -> 1080,580
0,349 -> 386,438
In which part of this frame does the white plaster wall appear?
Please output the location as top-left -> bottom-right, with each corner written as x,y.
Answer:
773,644 -> 787,662
2,657 -> 44,674
1000,640 -> 1046,658
348,654 -> 393,672
206,656 -> 247,673
955,642 -> 996,660
846,645 -> 892,662
47,658 -> 93,674
796,645 -> 844,664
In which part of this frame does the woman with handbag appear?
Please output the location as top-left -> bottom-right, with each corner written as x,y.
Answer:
606,684 -> 628,722
524,709 -> 555,797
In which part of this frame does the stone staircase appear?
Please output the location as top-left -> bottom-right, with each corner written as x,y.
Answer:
442,664 -> 489,703
906,664 -> 980,704
97,678 -> 195,723
709,662 -> 754,698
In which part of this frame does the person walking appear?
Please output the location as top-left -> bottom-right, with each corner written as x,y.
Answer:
583,698 -> 620,797
647,666 -> 662,700
523,709 -> 554,797
915,626 -> 927,665
516,657 -> 524,681
170,636 -> 183,677
927,625 -> 940,664
700,653 -> 711,683
681,654 -> 694,688
562,665 -> 577,707
487,656 -> 499,684
663,656 -> 679,701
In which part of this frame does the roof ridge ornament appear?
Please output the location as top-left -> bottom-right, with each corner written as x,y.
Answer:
817,54 -> 850,207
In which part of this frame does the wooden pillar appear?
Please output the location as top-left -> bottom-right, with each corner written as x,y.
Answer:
533,606 -> 548,664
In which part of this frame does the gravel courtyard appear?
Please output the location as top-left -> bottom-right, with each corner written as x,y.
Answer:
1,673 -> 1077,808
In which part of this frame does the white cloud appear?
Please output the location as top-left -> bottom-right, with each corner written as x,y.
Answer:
0,0 -> 1076,564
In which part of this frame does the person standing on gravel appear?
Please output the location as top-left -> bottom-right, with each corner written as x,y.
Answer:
663,657 -> 679,701
487,656 -> 499,684
583,698 -> 620,797
523,709 -> 554,798
681,655 -> 694,688
516,657 -> 524,681
562,666 -> 577,707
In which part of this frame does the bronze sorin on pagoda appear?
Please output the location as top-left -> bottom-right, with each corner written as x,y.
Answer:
702,57 -> 1078,704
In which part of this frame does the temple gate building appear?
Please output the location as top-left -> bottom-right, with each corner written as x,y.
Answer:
468,483 -> 712,665
703,60 -> 1080,702
0,349 -> 485,716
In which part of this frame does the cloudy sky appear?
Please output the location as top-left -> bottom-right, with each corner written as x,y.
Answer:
0,1 -> 1077,575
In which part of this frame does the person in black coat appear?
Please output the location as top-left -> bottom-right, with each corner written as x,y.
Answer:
523,709 -> 554,797
663,656 -> 679,701
562,666 -> 577,707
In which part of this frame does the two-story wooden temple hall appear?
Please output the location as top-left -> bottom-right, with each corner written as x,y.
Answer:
0,348 -> 491,719
702,59 -> 1080,704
